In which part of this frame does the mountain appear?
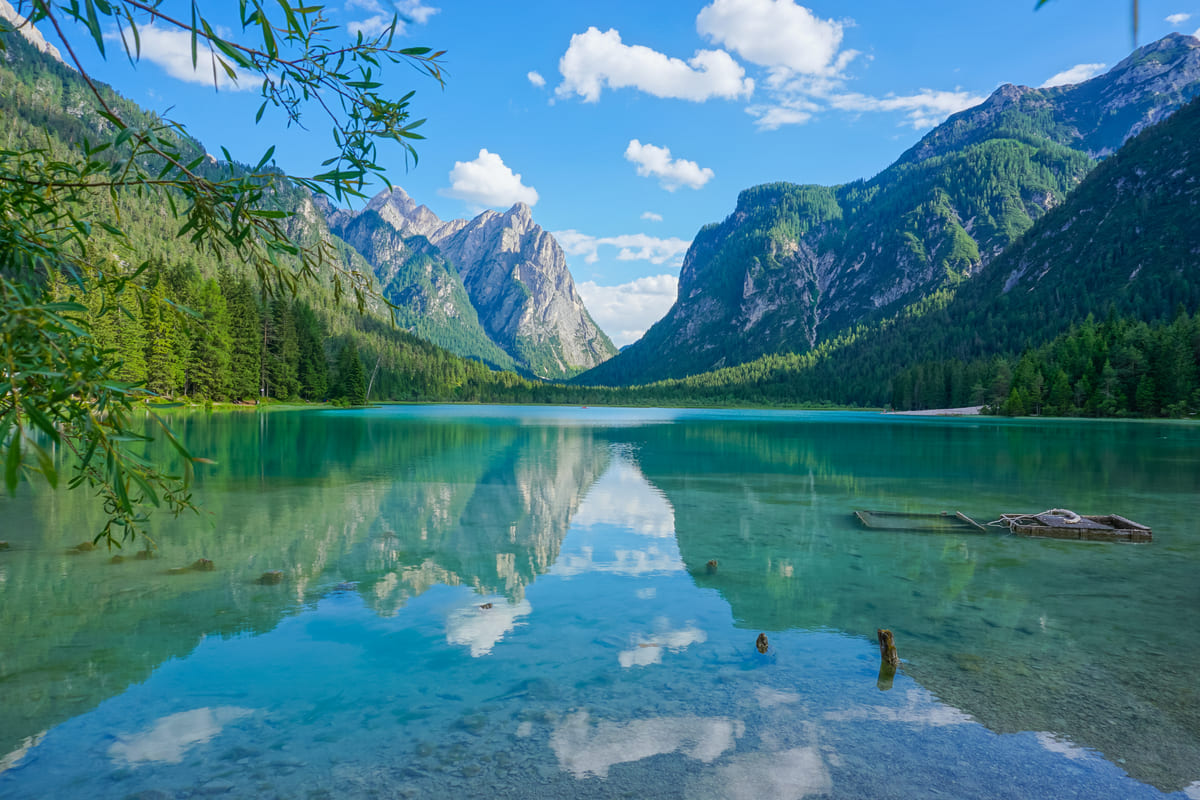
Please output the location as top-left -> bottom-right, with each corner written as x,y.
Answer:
578,34 -> 1200,387
329,188 -> 617,379
329,202 -> 517,371
600,89 -> 1200,413
0,17 -> 545,405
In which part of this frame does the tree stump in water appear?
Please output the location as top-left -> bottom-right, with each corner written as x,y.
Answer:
706,560 -> 719,574
876,629 -> 899,690
756,633 -> 769,654
877,629 -> 899,667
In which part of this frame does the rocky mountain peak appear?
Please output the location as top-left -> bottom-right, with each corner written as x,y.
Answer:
504,202 -> 534,227
327,188 -> 616,378
0,0 -> 68,66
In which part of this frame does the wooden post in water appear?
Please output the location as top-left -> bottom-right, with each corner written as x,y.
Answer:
877,628 -> 899,691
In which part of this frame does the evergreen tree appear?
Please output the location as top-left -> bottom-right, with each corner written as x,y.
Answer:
334,340 -> 367,405
265,298 -> 300,399
295,301 -> 329,400
188,278 -> 233,399
220,270 -> 262,401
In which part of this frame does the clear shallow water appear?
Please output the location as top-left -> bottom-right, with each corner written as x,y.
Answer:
1,405 -> 1198,799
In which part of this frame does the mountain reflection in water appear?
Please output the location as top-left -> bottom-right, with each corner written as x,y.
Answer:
0,406 -> 1196,798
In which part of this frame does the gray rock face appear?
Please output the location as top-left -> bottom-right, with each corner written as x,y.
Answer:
334,188 -> 615,378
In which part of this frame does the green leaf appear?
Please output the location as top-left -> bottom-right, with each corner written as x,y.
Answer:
31,440 -> 58,490
4,433 -> 21,494
20,400 -> 60,443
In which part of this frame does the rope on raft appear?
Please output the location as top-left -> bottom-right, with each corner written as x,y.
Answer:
987,508 -> 1083,530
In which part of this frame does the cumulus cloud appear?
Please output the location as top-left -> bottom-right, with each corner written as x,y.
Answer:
556,27 -> 753,102
640,211 -> 663,222
696,0 -> 852,80
527,70 -> 546,87
123,25 -> 258,90
576,274 -> 679,347
345,0 -> 437,37
440,149 -> 539,209
1165,12 -> 1192,25
555,231 -> 690,266
624,140 -> 714,191
1040,62 -> 1107,88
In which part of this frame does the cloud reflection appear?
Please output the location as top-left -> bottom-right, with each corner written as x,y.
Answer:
710,747 -> 831,800
824,689 -> 972,727
552,544 -> 684,577
571,458 -> 675,538
446,598 -> 532,657
618,623 -> 707,668
0,732 -> 45,773
108,707 -> 253,765
551,711 -> 743,778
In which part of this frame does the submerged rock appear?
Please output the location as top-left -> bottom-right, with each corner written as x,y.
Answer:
192,558 -> 216,572
257,570 -> 284,585
110,555 -> 125,564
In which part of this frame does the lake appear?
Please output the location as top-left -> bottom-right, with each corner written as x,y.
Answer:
1,405 -> 1198,799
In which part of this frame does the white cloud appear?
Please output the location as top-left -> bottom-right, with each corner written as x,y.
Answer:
696,0 -> 850,80
618,623 -> 707,668
440,149 -> 539,209
823,88 -> 989,129
345,0 -> 437,37
125,25 -> 258,91
555,27 -> 753,103
575,274 -> 679,347
1040,63 -> 1107,88
750,87 -> 984,131
745,99 -> 818,130
640,211 -> 663,222
1165,12 -> 1192,25
555,231 -> 690,266
527,70 -> 546,88
624,140 -> 714,191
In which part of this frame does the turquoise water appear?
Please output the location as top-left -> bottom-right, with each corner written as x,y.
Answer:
1,406 -> 1198,799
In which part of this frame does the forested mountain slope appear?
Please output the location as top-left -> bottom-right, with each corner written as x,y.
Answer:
578,34 -> 1200,387
0,23 -> 529,403
615,91 -> 1200,412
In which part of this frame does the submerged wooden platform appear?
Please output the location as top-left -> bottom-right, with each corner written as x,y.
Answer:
854,510 -> 986,533
991,512 -> 1152,543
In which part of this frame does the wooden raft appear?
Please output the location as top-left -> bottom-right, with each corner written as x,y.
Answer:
854,510 -> 986,533
991,512 -> 1152,543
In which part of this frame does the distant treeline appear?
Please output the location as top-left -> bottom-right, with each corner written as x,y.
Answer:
891,312 -> 1200,417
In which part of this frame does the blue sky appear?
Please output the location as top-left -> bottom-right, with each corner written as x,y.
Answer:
39,0 -> 1200,346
